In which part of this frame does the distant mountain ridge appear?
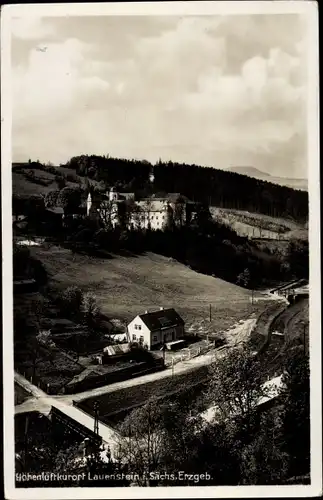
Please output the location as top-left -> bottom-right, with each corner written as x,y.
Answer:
226,166 -> 307,191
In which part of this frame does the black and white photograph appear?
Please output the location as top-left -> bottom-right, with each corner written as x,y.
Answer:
1,2 -> 321,499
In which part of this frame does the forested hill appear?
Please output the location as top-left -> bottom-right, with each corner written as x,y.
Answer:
63,155 -> 308,222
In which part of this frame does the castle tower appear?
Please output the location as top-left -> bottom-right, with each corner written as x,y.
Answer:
87,192 -> 92,216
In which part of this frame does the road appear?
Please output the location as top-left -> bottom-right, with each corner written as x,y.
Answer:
15,316 -> 258,414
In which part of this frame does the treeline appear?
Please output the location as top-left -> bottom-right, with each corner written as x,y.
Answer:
64,155 -> 308,221
66,154 -> 151,193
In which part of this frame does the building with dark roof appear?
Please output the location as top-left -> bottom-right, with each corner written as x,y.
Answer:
86,187 -> 198,230
127,307 -> 185,350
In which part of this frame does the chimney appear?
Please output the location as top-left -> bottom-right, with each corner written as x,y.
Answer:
160,307 -> 164,310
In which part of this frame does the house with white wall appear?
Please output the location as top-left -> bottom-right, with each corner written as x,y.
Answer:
87,188 -> 196,230
127,307 -> 185,350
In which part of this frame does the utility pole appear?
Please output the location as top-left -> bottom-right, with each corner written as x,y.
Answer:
162,334 -> 167,365
209,304 -> 212,322
94,401 -> 99,435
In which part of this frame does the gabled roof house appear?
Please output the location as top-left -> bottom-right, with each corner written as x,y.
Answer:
127,307 -> 185,350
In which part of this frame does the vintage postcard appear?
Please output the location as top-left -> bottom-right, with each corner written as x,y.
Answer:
1,1 -> 321,499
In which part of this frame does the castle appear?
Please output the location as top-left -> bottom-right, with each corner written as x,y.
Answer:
86,188 -> 196,230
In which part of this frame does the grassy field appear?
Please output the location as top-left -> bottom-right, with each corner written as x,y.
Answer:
30,245 -> 254,331
12,166 -> 101,198
77,365 -> 209,429
210,207 -> 307,240
12,170 -> 80,197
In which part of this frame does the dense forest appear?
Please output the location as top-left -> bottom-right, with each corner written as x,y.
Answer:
64,155 -> 308,222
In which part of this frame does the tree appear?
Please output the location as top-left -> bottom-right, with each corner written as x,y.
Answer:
281,349 -> 310,477
129,203 -> 143,230
81,292 -> 100,329
236,268 -> 250,288
27,297 -> 48,333
98,199 -> 117,229
13,243 -> 32,279
173,201 -> 185,228
158,398 -> 204,479
57,187 -> 82,215
288,239 -> 309,279
142,199 -> 153,230
59,286 -> 83,318
239,407 -> 289,484
44,190 -> 60,208
27,336 -> 55,378
115,399 -> 165,485
55,175 -> 66,190
191,203 -> 212,231
205,347 -> 269,438
118,199 -> 136,230
16,412 -> 57,474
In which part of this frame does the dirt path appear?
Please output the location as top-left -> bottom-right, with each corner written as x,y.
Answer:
14,373 -> 58,415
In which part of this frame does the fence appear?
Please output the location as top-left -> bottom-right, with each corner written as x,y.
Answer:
16,359 -> 165,396
15,367 -> 63,395
165,341 -> 214,368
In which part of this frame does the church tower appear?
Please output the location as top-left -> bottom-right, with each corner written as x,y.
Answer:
86,192 -> 92,216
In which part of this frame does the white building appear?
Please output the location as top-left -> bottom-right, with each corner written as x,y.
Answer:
127,193 -> 191,230
127,307 -> 185,350
130,199 -> 170,230
87,188 -> 194,230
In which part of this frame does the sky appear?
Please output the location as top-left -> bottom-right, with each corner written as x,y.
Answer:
11,13 -> 308,178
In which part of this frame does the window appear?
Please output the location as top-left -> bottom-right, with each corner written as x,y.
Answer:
132,334 -> 137,340
134,325 -> 137,330
139,335 -> 144,344
138,325 -> 142,330
153,335 -> 158,342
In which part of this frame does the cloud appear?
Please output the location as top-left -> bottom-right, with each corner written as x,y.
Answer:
12,38 -> 110,124
11,17 -> 56,40
11,14 -> 308,178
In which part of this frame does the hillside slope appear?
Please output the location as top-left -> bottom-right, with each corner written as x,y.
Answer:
226,167 -> 308,191
211,207 -> 307,240
12,165 -> 100,198
30,246 -> 253,330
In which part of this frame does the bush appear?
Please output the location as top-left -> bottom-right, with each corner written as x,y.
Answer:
58,286 -> 83,318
